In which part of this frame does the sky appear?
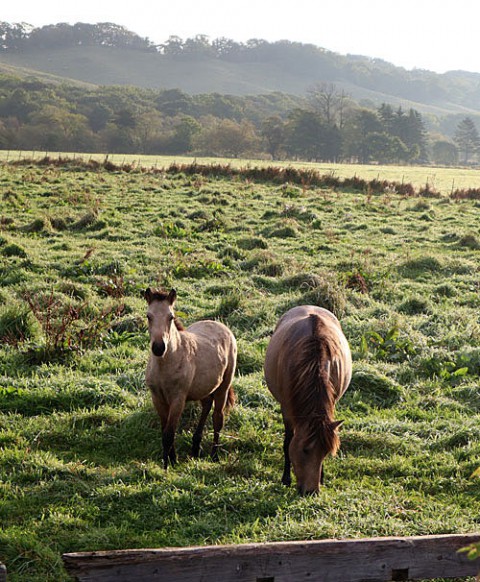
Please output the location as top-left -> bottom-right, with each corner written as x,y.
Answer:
2,0 -> 480,74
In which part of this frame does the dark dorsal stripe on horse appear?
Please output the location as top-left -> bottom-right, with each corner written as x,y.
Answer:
264,305 -> 352,494
288,313 -> 337,424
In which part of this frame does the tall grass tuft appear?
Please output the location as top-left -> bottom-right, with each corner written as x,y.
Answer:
0,303 -> 39,345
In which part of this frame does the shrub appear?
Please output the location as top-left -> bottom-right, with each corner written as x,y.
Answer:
345,271 -> 369,294
360,325 -> 417,362
154,221 -> 189,239
22,291 -> 125,361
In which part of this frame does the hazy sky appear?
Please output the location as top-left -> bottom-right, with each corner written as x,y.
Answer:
3,0 -> 480,74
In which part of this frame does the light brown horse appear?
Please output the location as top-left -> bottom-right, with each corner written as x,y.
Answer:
264,305 -> 352,495
144,288 -> 237,469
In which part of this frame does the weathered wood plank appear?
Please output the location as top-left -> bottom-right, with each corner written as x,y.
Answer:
63,533 -> 480,582
0,562 -> 6,582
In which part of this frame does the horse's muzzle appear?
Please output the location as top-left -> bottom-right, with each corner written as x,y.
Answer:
152,340 -> 166,357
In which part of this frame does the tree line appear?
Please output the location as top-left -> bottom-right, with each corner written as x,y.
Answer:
0,74 -> 477,165
4,21 -> 480,113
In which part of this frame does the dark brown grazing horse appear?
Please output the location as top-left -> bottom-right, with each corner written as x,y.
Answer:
144,288 -> 237,469
264,305 -> 352,495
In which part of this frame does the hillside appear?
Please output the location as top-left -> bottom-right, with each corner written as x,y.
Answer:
1,35 -> 480,119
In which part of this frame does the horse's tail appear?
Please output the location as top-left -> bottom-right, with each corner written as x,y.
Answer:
289,314 -> 340,453
226,386 -> 236,409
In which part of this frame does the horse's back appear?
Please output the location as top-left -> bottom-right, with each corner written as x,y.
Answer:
188,319 -> 236,350
264,305 -> 351,404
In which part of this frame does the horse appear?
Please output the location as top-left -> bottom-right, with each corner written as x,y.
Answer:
144,288 -> 237,469
264,305 -> 352,495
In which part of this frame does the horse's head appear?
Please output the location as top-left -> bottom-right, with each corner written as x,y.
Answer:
289,419 -> 343,495
144,288 -> 178,358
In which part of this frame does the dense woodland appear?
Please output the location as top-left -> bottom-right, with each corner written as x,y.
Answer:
1,21 -> 480,165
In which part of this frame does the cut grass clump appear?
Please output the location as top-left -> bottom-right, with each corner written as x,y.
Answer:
458,233 -> 480,249
297,273 -> 347,318
216,290 -> 243,318
1,242 -> 27,258
22,217 -> 53,234
241,251 -> 284,277
236,339 -> 265,375
397,296 -> 432,315
434,283 -> 457,298
280,272 -> 323,291
348,364 -> 403,408
264,222 -> 299,239
0,303 -> 39,345
237,236 -> 268,250
71,210 -> 105,231
398,256 -> 443,279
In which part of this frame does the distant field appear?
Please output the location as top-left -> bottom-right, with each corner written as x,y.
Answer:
1,150 -> 479,196
1,158 -> 480,580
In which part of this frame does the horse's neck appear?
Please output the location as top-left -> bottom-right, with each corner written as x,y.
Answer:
164,328 -> 194,361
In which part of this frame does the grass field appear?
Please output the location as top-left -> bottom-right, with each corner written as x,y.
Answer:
2,150 -> 480,196
1,157 -> 480,580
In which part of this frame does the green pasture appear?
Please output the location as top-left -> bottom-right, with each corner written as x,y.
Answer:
1,158 -> 480,580
1,149 -> 480,195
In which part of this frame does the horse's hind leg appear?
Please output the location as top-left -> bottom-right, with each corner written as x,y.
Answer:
282,414 -> 293,486
210,397 -> 226,462
191,395 -> 214,458
210,358 -> 236,461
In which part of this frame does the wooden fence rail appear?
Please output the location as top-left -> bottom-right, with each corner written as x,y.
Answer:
63,533 -> 480,582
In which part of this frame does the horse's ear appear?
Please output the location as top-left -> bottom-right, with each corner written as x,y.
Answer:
332,420 -> 344,431
143,288 -> 153,303
168,288 -> 177,305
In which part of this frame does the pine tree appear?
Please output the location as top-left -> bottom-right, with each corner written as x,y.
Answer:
454,117 -> 480,164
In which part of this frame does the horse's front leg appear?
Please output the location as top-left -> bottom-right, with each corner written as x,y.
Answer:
157,396 -> 184,469
152,393 -> 185,469
191,395 -> 214,458
282,414 -> 293,486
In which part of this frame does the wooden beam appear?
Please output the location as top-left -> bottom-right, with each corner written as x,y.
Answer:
63,533 -> 480,582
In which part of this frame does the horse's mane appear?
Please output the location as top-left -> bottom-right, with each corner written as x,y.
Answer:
288,314 -> 341,455
148,290 -> 185,331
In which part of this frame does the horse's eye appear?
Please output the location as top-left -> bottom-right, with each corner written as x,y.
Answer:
147,314 -> 152,322
302,447 -> 311,455
169,314 -> 175,322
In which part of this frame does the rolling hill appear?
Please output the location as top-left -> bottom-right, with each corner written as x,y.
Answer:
1,28 -> 480,120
